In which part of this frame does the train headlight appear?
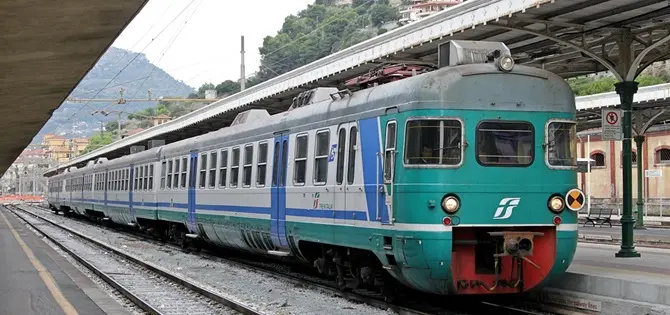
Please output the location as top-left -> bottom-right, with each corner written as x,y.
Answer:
548,196 -> 565,213
441,195 -> 460,214
498,55 -> 515,72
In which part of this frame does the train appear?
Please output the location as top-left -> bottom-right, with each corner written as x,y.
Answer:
47,40 -> 583,297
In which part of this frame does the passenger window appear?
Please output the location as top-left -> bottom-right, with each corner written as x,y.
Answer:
149,165 -> 154,190
384,122 -> 396,182
294,134 -> 308,185
219,150 -> 228,188
161,161 -> 167,189
199,153 -> 207,188
257,142 -> 268,187
181,157 -> 187,188
173,159 -> 180,189
272,142 -> 279,186
143,165 -> 149,190
476,121 -> 534,166
336,128 -> 346,185
404,119 -> 462,166
167,161 -> 173,189
125,169 -> 129,191
231,147 -> 240,188
314,130 -> 330,184
209,151 -> 217,188
243,145 -> 253,187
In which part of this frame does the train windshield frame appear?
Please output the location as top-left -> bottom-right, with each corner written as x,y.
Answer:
476,120 -> 534,167
545,119 -> 578,169
403,117 -> 464,168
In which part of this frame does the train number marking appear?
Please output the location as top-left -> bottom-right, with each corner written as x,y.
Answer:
493,197 -> 520,220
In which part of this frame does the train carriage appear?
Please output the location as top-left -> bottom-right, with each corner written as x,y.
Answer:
47,40 -> 582,296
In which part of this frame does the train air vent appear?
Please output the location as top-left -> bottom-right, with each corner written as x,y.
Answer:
288,87 -> 338,111
230,109 -> 270,126
148,140 -> 165,149
438,40 -> 511,68
130,145 -> 145,154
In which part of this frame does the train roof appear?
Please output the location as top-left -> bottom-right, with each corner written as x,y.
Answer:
52,62 -> 574,177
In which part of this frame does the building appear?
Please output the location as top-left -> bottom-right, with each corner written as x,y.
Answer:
71,138 -> 89,156
151,114 -> 171,126
576,127 -> 670,214
122,127 -> 145,139
40,134 -> 91,163
399,0 -> 463,24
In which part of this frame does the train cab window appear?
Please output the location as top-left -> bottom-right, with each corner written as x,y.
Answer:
181,157 -> 188,188
546,121 -> 577,167
199,153 -> 207,188
209,151 -> 217,188
161,161 -> 167,189
404,119 -> 462,166
173,159 -> 181,189
294,134 -> 308,185
347,126 -> 358,185
384,121 -> 396,181
243,145 -> 253,187
314,130 -> 330,185
219,149 -> 228,188
257,142 -> 268,187
167,161 -> 173,189
231,147 -> 240,188
477,121 -> 534,166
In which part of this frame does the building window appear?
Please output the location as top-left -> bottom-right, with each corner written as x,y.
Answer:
314,130 -> 330,184
243,145 -> 253,187
656,148 -> 670,164
257,142 -> 268,187
590,152 -> 606,167
294,134 -> 308,185
209,151 -> 217,188
199,153 -> 207,188
620,151 -> 638,167
219,149 -> 228,188
231,147 -> 240,188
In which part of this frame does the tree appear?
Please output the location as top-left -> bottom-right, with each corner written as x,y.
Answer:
215,80 -> 241,97
81,132 -> 114,154
568,74 -> 668,96
369,4 -> 399,27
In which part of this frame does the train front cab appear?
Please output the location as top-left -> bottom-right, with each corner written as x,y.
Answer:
379,76 -> 581,296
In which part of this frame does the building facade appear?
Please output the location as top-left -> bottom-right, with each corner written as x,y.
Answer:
399,0 -> 463,24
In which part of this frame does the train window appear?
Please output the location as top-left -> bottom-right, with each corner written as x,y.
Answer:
384,121 -> 396,181
209,151 -> 217,188
161,161 -> 167,189
476,121 -> 534,166
173,158 -> 180,189
149,165 -> 154,190
231,147 -> 240,188
272,142 -> 279,186
257,142 -> 268,187
125,169 -> 129,191
167,161 -> 173,189
404,119 -> 462,166
144,165 -> 149,190
181,157 -> 187,188
219,149 -> 228,188
314,130 -> 330,185
243,144 -> 253,187
141,166 -> 146,191
294,134 -> 308,185
336,128 -> 346,185
546,121 -> 577,168
199,153 -> 207,188
347,126 -> 358,185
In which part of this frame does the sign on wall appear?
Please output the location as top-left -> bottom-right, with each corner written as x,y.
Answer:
601,108 -> 623,141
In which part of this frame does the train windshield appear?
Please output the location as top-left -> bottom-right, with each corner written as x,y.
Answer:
404,119 -> 462,166
476,121 -> 534,166
546,121 -> 577,167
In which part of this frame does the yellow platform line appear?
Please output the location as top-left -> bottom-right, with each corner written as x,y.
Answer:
0,210 -> 79,315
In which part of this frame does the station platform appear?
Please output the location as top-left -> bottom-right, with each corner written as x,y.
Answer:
0,207 -> 130,315
579,224 -> 670,246
537,241 -> 670,314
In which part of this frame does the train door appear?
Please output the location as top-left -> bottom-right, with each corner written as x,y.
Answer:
270,134 -> 289,249
381,120 -> 397,225
335,122 -> 359,225
187,152 -> 198,233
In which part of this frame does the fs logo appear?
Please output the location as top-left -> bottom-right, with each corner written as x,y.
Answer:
493,197 -> 520,220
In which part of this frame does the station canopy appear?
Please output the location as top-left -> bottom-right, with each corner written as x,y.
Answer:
46,0 -> 670,176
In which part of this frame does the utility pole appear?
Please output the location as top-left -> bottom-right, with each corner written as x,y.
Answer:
240,35 -> 246,91
117,111 -> 122,141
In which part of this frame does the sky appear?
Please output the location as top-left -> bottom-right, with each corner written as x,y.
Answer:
111,0 -> 316,89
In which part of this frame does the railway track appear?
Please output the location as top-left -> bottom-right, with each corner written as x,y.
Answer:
3,204 -> 262,315
13,203 -> 554,315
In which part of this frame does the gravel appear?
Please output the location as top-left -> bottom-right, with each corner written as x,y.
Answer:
17,205 -> 397,315
12,208 -> 239,315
